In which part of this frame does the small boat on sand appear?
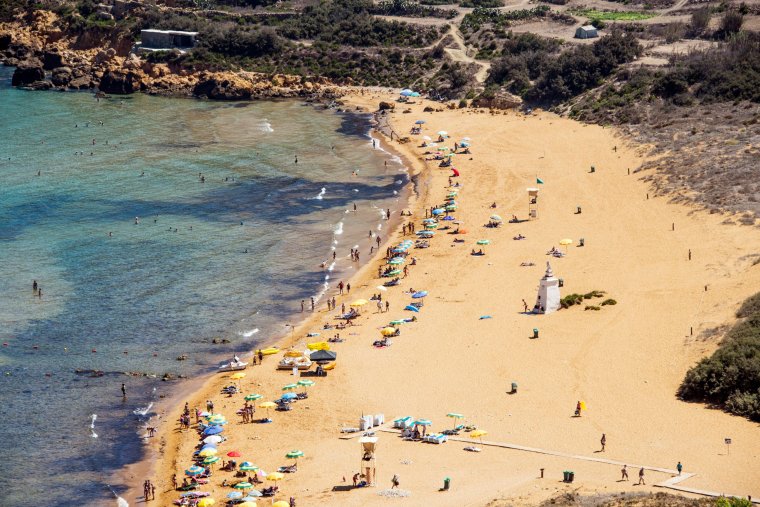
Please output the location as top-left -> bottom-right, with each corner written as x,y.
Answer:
218,356 -> 248,372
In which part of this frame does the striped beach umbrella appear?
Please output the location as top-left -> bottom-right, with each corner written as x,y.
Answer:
244,394 -> 262,402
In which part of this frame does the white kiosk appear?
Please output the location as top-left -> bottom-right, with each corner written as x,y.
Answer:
534,262 -> 560,314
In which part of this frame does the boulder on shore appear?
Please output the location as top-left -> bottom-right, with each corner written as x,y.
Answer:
51,66 -> 73,87
194,72 -> 253,100
99,69 -> 142,94
378,101 -> 394,111
11,60 -> 44,86
42,48 -> 64,70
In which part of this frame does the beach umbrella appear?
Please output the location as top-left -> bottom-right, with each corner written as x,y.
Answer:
243,490 -> 263,498
388,257 -> 405,265
381,327 -> 397,336
459,141 -> 470,147
199,411 -> 211,417
437,131 -> 448,136
462,136 -> 471,141
446,205 -> 457,211
416,231 -> 434,237
386,268 -> 402,275
203,425 -> 224,436
297,379 -> 315,388
282,392 -> 297,401
185,465 -> 205,476
199,444 -> 217,453
282,383 -> 298,391
404,305 -> 420,312
227,491 -> 243,500
422,218 -> 436,223
234,482 -> 253,490
286,450 -> 304,461
442,215 -> 455,221
258,401 -> 276,421
238,502 -> 257,507
199,448 -> 218,457
470,429 -> 487,443
230,372 -> 246,380
273,502 -> 289,507
197,498 -> 216,507
389,319 -> 405,325
208,414 -> 227,425
423,135 -> 432,141
477,240 -> 490,245
415,120 -> 426,125
412,291 -> 428,299
490,215 -> 502,222
399,89 -> 414,97
414,418 -> 432,426
410,92 -> 421,97
431,208 -> 445,215
350,299 -> 368,307
244,394 -> 262,402
457,228 -> 468,234
203,456 -> 220,465
227,451 -> 242,457
424,223 -> 438,229
310,350 -> 337,362
240,462 -> 259,472
203,435 -> 223,444
446,413 -> 464,428
266,472 -> 285,482
559,238 -> 573,251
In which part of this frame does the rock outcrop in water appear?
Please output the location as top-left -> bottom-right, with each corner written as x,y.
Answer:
99,69 -> 143,94
11,59 -> 44,86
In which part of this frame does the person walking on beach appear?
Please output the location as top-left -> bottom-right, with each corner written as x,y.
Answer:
301,300 -> 304,312
332,296 -> 336,309
376,236 -> 381,248
638,467 -> 645,485
311,297 -> 315,312
385,300 -> 390,313
258,350 -> 263,363
150,483 -> 155,500
522,299 -> 528,312
341,303 -> 346,314
386,209 -> 391,220
391,474 -> 400,489
575,401 -> 582,417
338,281 -> 344,294
377,300 -> 383,313
33,280 -> 38,292
346,283 -> 351,294
172,473 -> 178,490
676,461 -> 682,475
621,465 -> 628,481
121,383 -> 126,399
600,433 -> 606,452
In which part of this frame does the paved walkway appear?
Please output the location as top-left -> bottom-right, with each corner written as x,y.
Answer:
370,426 -> 758,503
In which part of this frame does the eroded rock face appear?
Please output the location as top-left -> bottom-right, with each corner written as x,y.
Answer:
99,69 -> 143,94
11,60 -> 44,86
0,33 -> 11,51
194,72 -> 253,100
42,48 -> 63,69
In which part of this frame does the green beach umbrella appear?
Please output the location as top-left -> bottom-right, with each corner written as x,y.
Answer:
244,394 -> 263,402
286,450 -> 304,459
203,456 -> 220,465
388,257 -> 405,265
387,269 -> 402,276
297,379 -> 315,387
477,240 -> 490,245
240,463 -> 259,472
414,418 -> 432,426
282,383 -> 298,391
424,223 -> 438,229
234,482 -> 253,490
389,319 -> 405,325
446,413 -> 464,419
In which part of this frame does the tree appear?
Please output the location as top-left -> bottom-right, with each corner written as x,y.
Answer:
690,6 -> 711,35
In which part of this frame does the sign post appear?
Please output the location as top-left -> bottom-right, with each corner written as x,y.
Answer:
725,437 -> 732,455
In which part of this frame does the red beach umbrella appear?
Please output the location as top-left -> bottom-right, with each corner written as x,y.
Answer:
227,451 -> 242,457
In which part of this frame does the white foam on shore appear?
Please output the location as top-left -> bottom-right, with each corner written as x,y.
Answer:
334,221 -> 344,235
133,403 -> 153,417
260,121 -> 273,133
313,187 -> 326,200
241,328 -> 259,338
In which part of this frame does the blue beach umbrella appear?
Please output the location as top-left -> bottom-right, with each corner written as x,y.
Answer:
400,89 -> 414,96
431,208 -> 445,215
404,305 -> 420,312
228,491 -> 243,500
442,215 -> 455,221
412,291 -> 428,299
414,418 -> 432,426
202,425 -> 224,436
185,465 -> 205,476
282,392 -> 297,401
415,120 -> 426,125
410,92 -> 421,97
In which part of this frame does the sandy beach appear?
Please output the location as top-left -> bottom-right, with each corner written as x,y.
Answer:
131,92 -> 760,507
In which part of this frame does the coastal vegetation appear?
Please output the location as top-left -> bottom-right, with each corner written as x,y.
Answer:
569,8 -> 658,21
678,292 -> 760,422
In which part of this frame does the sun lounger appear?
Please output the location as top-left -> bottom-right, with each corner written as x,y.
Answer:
393,416 -> 413,429
423,433 -> 448,444
340,427 -> 361,433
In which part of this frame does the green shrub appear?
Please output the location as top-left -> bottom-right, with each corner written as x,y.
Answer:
601,298 -> 617,305
678,291 -> 760,421
584,305 -> 601,311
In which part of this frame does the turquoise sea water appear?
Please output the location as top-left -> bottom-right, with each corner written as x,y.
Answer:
0,67 -> 406,506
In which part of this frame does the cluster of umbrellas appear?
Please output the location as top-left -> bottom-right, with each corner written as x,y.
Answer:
400,88 -> 421,98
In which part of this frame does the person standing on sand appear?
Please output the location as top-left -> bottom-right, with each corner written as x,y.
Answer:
621,465 -> 628,481
311,297 -> 315,312
338,281 -> 344,294
121,383 -> 126,399
172,473 -> 177,490
376,236 -> 381,248
332,296 -> 336,309
676,461 -> 682,475
301,300 -> 304,312
391,474 -> 400,489
385,300 -> 390,313
258,350 -> 263,363
600,433 -> 606,452
522,299 -> 528,312
377,300 -> 383,313
638,468 -> 645,485
346,283 -> 351,294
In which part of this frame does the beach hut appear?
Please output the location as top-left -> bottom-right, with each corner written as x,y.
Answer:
533,262 -> 561,314
575,25 -> 599,39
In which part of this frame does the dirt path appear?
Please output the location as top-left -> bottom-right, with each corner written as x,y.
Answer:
443,25 -> 491,84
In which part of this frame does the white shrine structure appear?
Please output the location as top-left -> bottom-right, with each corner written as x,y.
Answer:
533,261 -> 560,314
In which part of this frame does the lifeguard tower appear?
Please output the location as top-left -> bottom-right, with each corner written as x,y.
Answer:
534,262 -> 560,314
527,187 -> 539,219
359,436 -> 378,486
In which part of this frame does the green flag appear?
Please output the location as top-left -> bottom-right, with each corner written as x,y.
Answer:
536,177 -> 544,184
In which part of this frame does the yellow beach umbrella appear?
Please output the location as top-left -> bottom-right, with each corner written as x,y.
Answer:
350,299 -> 368,307
381,327 -> 397,336
470,429 -> 487,444
267,472 -> 285,482
198,498 -> 216,507
559,238 -> 573,251
238,503 -> 257,507
259,401 -> 276,421
272,502 -> 289,507
230,372 -> 246,380
284,350 -> 302,358
199,448 -> 217,457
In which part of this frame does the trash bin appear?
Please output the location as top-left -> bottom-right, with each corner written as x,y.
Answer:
443,477 -> 450,490
511,382 -> 518,393
533,328 -> 539,339
568,471 -> 575,483
563,471 -> 569,482
558,278 -> 564,288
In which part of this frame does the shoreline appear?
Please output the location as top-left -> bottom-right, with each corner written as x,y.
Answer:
116,95 -> 426,505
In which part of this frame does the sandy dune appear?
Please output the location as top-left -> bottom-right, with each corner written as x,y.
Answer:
140,95 -> 760,507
